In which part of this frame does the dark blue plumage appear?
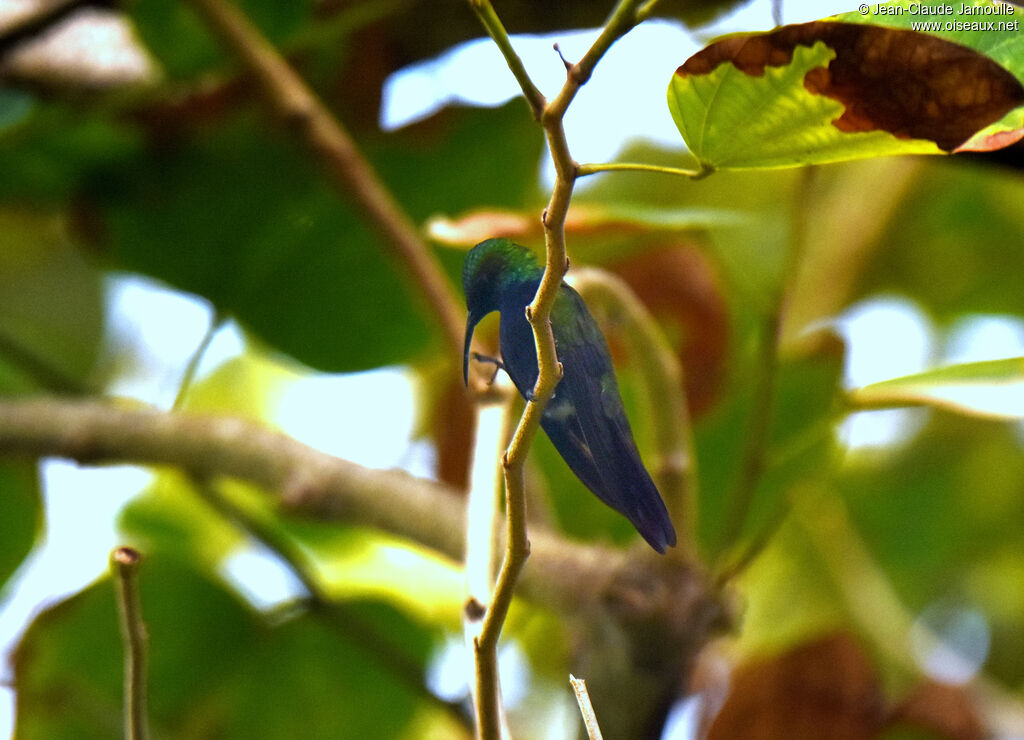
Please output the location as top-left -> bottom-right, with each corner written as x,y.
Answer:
463,238 -> 677,553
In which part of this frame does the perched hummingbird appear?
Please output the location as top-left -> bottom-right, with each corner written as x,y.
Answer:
462,238 -> 677,553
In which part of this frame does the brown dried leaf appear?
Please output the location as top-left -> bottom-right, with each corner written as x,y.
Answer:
611,245 -> 728,418
886,680 -> 985,740
707,633 -> 885,740
677,21 -> 1024,153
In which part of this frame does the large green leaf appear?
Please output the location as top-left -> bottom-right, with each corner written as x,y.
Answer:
849,357 -> 1024,419
697,334 -> 844,557
128,0 -> 316,80
0,208 -> 105,392
668,4 -> 1024,170
838,415 -> 1024,685
859,157 -> 1024,320
0,104 -> 141,204
85,101 -> 540,372
14,557 -> 259,740
0,462 -> 42,593
13,557 -> 436,739
216,602 -> 433,739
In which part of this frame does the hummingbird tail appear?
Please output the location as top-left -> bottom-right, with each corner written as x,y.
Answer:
631,494 -> 677,554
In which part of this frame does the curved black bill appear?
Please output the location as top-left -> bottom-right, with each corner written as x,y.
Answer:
463,312 -> 479,386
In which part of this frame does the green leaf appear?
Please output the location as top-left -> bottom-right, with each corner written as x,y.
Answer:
128,0 -> 315,79
667,14 -> 1024,170
0,89 -> 34,132
859,158 -> 1024,320
838,415 -> 1024,684
0,208 -> 105,392
14,557 -> 260,740
88,101 -> 540,372
578,140 -> 818,307
849,357 -> 1024,419
118,354 -> 302,571
215,603 -> 432,740
14,557 -> 435,739
276,521 -> 464,627
118,472 -> 246,572
0,462 -> 42,592
0,105 -> 141,203
698,334 -> 845,555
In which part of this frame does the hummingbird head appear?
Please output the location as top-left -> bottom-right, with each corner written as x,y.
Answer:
462,238 -> 541,384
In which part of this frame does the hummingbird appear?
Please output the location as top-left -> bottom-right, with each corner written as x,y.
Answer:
462,238 -> 677,553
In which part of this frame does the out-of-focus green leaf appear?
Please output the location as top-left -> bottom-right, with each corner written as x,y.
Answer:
14,557 -> 259,740
839,415 -> 1024,685
668,12 -> 1024,170
178,347 -> 304,415
0,208 -> 104,392
118,472 -> 246,572
576,141 -> 800,314
119,353 -> 301,570
0,89 -> 34,132
732,514 -> 848,656
276,521 -> 464,627
0,105 -> 141,203
849,357 -> 1024,419
699,334 -> 844,556
87,101 -> 540,372
859,158 -> 1024,320
14,556 -> 436,739
91,111 -> 433,372
0,462 -> 41,592
218,602 -> 432,739
128,0 -> 315,79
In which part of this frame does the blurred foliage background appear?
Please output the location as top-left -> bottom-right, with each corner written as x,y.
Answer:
1,0 -> 1023,738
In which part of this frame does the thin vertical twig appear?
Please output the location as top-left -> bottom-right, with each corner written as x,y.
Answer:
570,675 -> 605,740
111,546 -> 149,740
464,382 -> 517,739
467,1 -> 652,737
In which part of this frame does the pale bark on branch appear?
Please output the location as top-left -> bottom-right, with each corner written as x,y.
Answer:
0,397 -> 636,613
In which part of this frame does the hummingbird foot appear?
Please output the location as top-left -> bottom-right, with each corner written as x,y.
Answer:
471,352 -> 506,385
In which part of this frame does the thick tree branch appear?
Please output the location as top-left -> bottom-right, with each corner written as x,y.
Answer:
0,398 -> 724,734
183,0 -> 465,362
0,397 -> 640,613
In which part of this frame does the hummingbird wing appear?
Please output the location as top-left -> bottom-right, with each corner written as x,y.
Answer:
543,286 -> 677,553
496,280 -> 676,553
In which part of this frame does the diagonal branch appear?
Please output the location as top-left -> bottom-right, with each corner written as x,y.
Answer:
0,397 -> 627,613
0,396 -> 723,733
183,0 -> 465,362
